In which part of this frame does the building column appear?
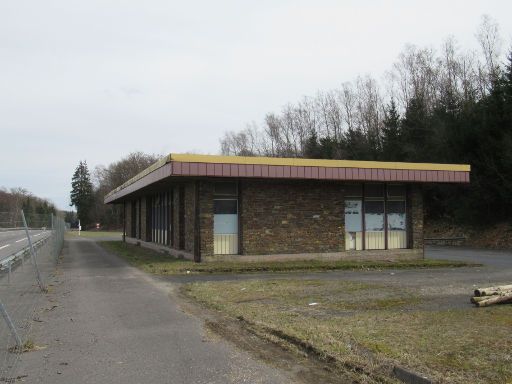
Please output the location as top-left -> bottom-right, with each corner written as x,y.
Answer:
409,184 -> 424,254
199,181 -> 214,258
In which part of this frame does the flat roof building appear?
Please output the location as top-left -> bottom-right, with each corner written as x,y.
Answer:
105,154 -> 470,262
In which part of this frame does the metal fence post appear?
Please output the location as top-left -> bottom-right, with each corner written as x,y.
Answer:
0,300 -> 22,350
20,210 -> 46,292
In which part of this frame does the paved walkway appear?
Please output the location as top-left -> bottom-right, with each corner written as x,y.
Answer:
16,237 -> 293,384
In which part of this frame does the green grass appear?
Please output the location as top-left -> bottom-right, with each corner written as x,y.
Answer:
67,231 -> 123,239
98,240 -> 475,275
184,279 -> 512,384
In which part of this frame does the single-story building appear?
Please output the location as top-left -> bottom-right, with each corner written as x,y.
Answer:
104,154 -> 470,262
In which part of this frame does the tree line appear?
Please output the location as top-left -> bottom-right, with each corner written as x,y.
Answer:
219,16 -> 512,224
70,152 -> 160,229
0,187 -> 57,228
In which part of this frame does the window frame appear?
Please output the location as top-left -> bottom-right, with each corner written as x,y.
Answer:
344,183 -> 408,251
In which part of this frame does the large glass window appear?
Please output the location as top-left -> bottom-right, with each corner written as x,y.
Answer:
387,200 -> 407,249
364,200 -> 385,250
214,199 -> 238,235
345,200 -> 363,250
150,192 -> 170,246
213,182 -> 239,255
345,183 -> 407,251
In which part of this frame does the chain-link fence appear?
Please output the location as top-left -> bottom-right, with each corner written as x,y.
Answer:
0,210 -> 64,382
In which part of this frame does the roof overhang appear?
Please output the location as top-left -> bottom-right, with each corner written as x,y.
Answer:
105,153 -> 471,204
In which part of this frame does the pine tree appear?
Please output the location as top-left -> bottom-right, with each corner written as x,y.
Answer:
303,131 -> 322,159
381,99 -> 403,161
401,97 -> 430,162
504,50 -> 512,114
70,160 -> 94,227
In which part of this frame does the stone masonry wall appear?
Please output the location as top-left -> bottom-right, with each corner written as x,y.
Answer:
410,184 -> 424,251
122,179 -> 424,261
172,186 -> 180,248
241,180 -> 345,255
184,182 -> 196,254
199,181 -> 214,257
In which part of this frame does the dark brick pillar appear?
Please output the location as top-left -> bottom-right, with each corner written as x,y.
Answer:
172,185 -> 187,250
199,181 -> 214,257
124,202 -> 131,240
172,186 -> 180,248
140,196 -> 148,241
135,199 -> 140,239
144,196 -> 153,242
410,185 -> 424,252
184,183 -> 195,254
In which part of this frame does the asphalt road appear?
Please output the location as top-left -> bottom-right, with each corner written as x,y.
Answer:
16,237 -> 294,384
0,229 -> 52,261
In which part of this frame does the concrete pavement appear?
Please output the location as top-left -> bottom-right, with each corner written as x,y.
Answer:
16,237 -> 294,384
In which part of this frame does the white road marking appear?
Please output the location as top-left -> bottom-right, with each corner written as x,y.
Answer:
34,233 -> 41,237
16,238 -> 27,243
0,245 -> 10,250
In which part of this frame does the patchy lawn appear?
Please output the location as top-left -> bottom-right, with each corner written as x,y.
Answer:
67,231 -> 122,239
184,279 -> 512,384
98,240 -> 474,275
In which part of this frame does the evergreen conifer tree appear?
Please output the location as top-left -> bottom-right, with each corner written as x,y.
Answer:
381,99 -> 403,161
303,131 -> 322,159
70,161 -> 94,228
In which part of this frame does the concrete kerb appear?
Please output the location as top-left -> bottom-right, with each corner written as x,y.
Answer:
124,237 -> 195,261
125,236 -> 423,263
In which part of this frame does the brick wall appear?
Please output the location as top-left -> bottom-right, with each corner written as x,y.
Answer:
172,186 -> 180,248
199,181 -> 214,257
122,179 -> 424,261
241,180 -> 345,255
410,184 -> 424,251
184,183 -> 196,253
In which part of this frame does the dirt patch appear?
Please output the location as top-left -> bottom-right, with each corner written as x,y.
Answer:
176,286 -> 375,384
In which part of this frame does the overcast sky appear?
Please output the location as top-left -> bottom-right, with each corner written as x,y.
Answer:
1,0 -> 511,209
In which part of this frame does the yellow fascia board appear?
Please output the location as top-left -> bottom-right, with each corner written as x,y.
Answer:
106,153 -> 471,200
105,155 -> 171,198
170,154 -> 471,172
